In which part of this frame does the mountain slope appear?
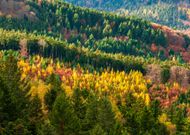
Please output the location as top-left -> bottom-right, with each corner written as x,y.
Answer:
64,0 -> 190,30
2,1 -> 190,134
0,0 -> 190,62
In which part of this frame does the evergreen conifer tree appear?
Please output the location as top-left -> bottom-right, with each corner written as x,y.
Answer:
50,92 -> 80,134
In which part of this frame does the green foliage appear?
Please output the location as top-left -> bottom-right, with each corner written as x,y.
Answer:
1,53 -> 190,134
45,74 -> 62,111
28,96 -> 43,135
183,118 -> 190,134
127,3 -> 189,30
1,1 -> 190,134
0,55 -> 43,134
89,124 -> 107,135
0,0 -> 167,47
45,88 -> 58,111
0,55 -> 28,122
0,29 -> 146,73
119,93 -> 167,135
3,119 -> 31,135
97,97 -> 116,133
169,105 -> 188,134
37,120 -> 57,135
178,89 -> 190,104
81,95 -> 99,134
161,67 -> 170,83
50,92 -> 81,134
169,49 -> 175,56
65,0 -> 190,30
93,37 -> 145,56
72,88 -> 88,120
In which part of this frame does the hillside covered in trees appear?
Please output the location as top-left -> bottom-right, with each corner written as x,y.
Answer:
1,0 -> 190,62
1,0 -> 190,134
64,0 -> 190,30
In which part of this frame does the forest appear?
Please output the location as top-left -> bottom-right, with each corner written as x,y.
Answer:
1,0 -> 190,134
65,0 -> 190,29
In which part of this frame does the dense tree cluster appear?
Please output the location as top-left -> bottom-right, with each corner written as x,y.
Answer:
65,0 -> 190,29
0,29 -> 188,74
0,51 -> 190,135
1,50 -> 190,134
0,0 -> 167,47
123,3 -> 189,29
1,1 -> 190,134
64,0 -> 189,10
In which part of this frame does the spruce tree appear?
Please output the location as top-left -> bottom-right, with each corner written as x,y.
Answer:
97,97 -> 116,134
72,88 -> 88,120
50,92 -> 80,135
45,74 -> 62,111
82,95 -> 99,133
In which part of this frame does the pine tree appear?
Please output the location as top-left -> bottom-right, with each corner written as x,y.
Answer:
81,95 -> 99,133
45,74 -> 62,111
72,88 -> 88,120
28,96 -> 43,135
97,97 -> 116,134
50,93 -> 80,135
